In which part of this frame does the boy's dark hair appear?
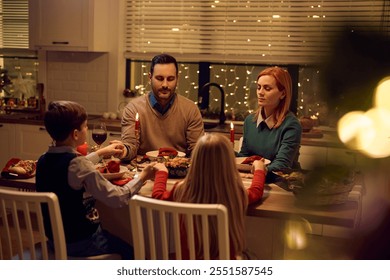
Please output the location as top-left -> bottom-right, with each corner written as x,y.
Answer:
44,100 -> 87,142
150,53 -> 178,76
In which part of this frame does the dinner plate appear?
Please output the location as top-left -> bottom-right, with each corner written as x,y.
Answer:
235,157 -> 270,172
146,150 -> 186,160
100,165 -> 128,180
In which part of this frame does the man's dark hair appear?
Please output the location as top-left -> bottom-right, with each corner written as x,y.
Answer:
44,100 -> 87,142
150,53 -> 178,76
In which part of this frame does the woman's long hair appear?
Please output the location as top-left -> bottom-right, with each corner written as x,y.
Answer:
174,133 -> 248,259
254,66 -> 292,128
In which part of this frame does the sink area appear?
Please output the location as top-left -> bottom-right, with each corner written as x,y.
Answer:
203,120 -> 220,130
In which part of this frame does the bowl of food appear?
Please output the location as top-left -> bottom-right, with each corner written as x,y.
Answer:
165,157 -> 190,178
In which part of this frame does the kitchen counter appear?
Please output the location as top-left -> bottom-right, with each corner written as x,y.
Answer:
0,112 -> 344,148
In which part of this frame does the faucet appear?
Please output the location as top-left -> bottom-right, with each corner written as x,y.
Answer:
199,82 -> 226,125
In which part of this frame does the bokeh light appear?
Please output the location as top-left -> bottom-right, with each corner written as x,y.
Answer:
338,77 -> 390,158
374,77 -> 390,110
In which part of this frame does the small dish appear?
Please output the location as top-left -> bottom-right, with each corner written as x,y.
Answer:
235,157 -> 270,172
100,165 -> 128,180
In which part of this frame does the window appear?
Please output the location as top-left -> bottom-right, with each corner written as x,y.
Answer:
0,0 -> 29,49
125,0 -> 388,64
125,1 -> 389,125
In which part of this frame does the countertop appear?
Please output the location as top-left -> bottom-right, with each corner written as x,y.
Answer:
0,112 -> 345,148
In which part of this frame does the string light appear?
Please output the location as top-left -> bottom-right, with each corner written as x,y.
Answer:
132,61 -> 325,122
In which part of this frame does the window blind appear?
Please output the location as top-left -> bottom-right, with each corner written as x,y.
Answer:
0,0 -> 29,49
125,0 -> 388,64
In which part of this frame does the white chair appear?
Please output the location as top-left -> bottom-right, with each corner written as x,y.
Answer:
0,188 -> 67,259
129,195 -> 230,260
0,188 -> 120,260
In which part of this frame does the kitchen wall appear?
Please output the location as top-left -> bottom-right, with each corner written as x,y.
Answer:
46,51 -> 109,114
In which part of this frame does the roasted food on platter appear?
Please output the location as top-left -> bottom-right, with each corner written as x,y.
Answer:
158,147 -> 178,157
8,160 -> 37,176
165,157 -> 190,178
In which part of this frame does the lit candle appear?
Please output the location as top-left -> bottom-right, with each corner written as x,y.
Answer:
230,122 -> 235,143
135,112 -> 140,131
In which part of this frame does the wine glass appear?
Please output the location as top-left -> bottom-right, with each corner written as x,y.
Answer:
92,122 -> 107,150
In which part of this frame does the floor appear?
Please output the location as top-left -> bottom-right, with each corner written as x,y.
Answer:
0,211 -> 43,260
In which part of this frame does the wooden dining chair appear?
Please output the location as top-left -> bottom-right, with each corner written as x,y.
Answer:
129,195 -> 230,260
0,188 -> 120,260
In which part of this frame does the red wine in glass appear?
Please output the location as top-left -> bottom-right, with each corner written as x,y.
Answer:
92,132 -> 107,145
92,123 -> 107,149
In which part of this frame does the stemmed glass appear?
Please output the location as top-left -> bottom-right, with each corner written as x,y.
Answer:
92,122 -> 107,150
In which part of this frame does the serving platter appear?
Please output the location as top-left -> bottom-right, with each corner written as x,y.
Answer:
235,157 -> 270,172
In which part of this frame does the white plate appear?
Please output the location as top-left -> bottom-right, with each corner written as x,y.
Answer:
235,157 -> 270,172
146,150 -> 186,160
100,165 -> 128,180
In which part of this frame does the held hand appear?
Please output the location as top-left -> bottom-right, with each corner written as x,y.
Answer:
96,142 -> 125,158
154,162 -> 168,173
252,159 -> 266,172
110,140 -> 128,158
139,162 -> 157,182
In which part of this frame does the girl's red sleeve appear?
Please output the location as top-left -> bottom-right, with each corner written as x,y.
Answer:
152,170 -> 176,201
247,169 -> 266,204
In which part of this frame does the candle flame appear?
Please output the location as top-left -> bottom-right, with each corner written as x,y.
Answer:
230,122 -> 234,129
135,112 -> 139,121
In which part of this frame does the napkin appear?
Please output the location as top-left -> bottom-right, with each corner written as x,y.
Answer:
112,177 -> 132,186
158,147 -> 178,157
241,155 -> 263,164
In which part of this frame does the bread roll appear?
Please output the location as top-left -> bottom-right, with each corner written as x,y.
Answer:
8,166 -> 27,175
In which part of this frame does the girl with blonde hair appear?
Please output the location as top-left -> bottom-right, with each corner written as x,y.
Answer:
152,133 -> 266,259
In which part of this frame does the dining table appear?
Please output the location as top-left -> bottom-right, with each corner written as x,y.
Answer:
0,166 -> 363,260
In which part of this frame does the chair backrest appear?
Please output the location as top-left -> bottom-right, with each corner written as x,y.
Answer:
0,188 -> 67,260
129,195 -> 230,260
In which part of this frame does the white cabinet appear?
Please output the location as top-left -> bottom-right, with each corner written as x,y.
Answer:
14,124 -> 52,161
29,0 -> 109,51
0,123 -> 16,169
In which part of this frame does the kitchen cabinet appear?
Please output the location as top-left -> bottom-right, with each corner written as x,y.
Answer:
14,124 -> 52,161
29,0 -> 109,51
0,123 -> 16,169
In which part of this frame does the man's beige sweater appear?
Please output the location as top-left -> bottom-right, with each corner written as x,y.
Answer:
121,92 -> 204,160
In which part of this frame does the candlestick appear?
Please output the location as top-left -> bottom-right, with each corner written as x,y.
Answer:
230,122 -> 235,144
135,112 -> 140,131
